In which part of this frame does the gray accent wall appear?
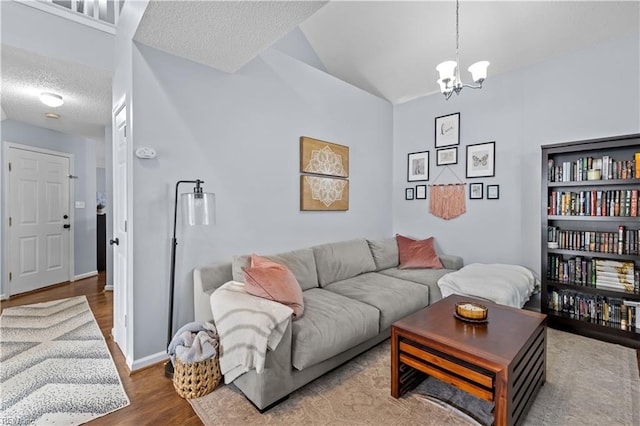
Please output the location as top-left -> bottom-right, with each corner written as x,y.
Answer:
393,35 -> 640,275
1,120 -> 98,283
127,42 -> 393,360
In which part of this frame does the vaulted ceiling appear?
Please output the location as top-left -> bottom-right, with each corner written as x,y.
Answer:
2,1 -> 639,141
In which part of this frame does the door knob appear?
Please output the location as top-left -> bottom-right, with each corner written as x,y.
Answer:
109,238 -> 120,246
63,214 -> 68,219
63,224 -> 71,229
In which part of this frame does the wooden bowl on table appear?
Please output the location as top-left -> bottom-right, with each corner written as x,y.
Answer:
455,302 -> 488,321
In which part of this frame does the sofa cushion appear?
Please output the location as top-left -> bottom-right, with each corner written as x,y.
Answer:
291,288 -> 379,371
232,248 -> 319,291
243,254 -> 304,319
367,238 -> 399,271
396,234 -> 444,269
312,239 -> 377,287
323,272 -> 430,330
378,267 -> 455,304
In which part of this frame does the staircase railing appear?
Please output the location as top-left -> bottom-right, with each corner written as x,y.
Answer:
15,0 -> 123,33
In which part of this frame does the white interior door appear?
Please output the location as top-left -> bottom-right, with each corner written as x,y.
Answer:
7,146 -> 72,295
112,105 -> 130,358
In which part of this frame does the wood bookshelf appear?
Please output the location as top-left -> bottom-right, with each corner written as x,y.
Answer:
541,134 -> 640,349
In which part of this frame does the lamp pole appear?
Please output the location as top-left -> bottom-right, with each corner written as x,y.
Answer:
164,179 -> 204,378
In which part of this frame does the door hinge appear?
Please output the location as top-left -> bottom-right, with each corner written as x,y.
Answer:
9,272 -> 11,281
124,220 -> 127,232
124,125 -> 127,138
8,217 -> 11,227
124,314 -> 127,326
8,162 -> 11,172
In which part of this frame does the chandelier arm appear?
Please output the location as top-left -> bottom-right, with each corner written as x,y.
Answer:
460,81 -> 484,90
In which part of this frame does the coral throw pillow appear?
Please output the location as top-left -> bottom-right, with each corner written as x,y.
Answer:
396,234 -> 444,270
242,254 -> 304,319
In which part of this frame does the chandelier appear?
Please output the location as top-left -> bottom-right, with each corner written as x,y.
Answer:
436,0 -> 489,100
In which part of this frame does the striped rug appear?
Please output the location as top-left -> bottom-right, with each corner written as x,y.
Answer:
1,296 -> 130,425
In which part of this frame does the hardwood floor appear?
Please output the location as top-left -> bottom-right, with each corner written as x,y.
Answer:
0,274 -> 203,425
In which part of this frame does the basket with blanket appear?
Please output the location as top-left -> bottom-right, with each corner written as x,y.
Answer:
168,321 -> 221,398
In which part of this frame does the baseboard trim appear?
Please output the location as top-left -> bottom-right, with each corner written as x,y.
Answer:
75,271 -> 98,281
103,284 -> 114,291
0,293 -> 8,301
131,351 -> 168,372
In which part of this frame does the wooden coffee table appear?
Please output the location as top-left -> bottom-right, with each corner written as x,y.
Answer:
391,294 -> 547,426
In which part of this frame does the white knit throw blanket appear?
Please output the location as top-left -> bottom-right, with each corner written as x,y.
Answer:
211,281 -> 293,383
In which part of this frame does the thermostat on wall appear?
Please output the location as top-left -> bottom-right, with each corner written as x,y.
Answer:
135,147 -> 157,159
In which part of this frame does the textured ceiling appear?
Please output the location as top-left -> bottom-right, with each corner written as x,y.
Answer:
300,1 -> 640,103
1,45 -> 112,140
134,0 -> 327,73
2,0 -> 638,144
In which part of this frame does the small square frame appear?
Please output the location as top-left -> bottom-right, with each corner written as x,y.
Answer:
435,113 -> 460,147
436,147 -> 458,166
405,188 -> 414,200
466,141 -> 496,178
469,183 -> 483,199
407,151 -> 429,182
415,184 -> 427,199
487,184 -> 500,200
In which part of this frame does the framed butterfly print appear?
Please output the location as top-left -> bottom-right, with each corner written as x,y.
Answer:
435,113 -> 460,147
466,141 -> 495,178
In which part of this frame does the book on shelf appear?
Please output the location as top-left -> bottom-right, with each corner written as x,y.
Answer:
547,290 -> 637,330
549,190 -> 639,217
548,155 -> 637,183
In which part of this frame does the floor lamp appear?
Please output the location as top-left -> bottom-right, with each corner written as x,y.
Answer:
164,179 -> 214,378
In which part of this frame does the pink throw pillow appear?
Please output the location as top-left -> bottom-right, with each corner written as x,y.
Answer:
396,234 -> 444,270
242,254 -> 304,319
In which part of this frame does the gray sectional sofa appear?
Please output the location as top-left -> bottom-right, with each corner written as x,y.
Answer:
193,238 -> 463,411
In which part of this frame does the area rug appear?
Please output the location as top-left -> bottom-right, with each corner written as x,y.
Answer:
189,328 -> 639,425
0,296 -> 130,425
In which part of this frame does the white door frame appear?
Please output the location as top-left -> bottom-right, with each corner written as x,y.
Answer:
2,142 -> 75,297
111,98 -> 134,367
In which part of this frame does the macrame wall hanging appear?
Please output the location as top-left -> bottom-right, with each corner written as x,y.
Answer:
429,166 -> 467,220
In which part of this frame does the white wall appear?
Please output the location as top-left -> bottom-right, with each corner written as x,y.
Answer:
1,0 -> 114,71
1,120 -> 98,285
393,34 -> 640,275
127,41 -> 393,361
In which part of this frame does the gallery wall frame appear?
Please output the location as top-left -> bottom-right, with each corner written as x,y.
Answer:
466,141 -> 495,178
435,113 -> 460,148
487,184 -> 500,200
469,182 -> 483,199
405,188 -> 414,200
407,151 -> 429,182
415,184 -> 427,199
436,147 -> 458,166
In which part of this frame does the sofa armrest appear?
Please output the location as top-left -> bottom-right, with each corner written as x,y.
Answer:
439,254 -> 464,271
193,262 -> 233,323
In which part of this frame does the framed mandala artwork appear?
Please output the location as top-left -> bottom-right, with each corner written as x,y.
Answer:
300,136 -> 350,211
300,137 -> 349,177
300,176 -> 349,211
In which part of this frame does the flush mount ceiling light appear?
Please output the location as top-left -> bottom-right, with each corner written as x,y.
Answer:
45,113 -> 60,119
436,0 -> 490,100
40,92 -> 64,108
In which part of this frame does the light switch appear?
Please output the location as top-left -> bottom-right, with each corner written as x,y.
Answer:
75,201 -> 85,209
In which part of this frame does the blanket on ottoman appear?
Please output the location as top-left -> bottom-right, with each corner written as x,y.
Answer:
437,263 -> 537,308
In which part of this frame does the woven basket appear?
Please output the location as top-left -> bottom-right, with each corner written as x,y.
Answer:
173,355 -> 221,399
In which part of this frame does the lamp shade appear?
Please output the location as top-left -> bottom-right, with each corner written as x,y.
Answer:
436,61 -> 457,82
468,61 -> 490,83
181,192 -> 215,226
